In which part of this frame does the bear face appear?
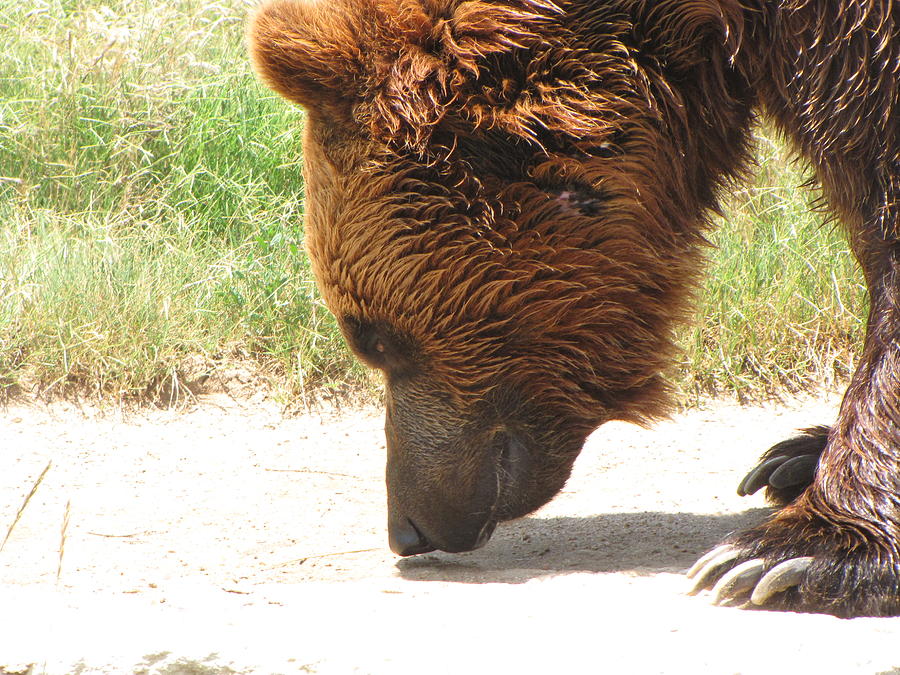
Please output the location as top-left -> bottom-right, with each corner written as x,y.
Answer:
249,0 -> 753,554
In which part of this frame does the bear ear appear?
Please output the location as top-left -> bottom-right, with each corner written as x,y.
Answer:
247,0 -> 366,116
249,0 -> 560,145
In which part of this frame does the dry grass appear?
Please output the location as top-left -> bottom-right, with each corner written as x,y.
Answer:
1,460 -> 51,554
679,132 -> 866,401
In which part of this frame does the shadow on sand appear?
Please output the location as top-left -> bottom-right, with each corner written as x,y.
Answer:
396,508 -> 772,584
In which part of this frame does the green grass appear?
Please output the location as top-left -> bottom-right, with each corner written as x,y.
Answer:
677,135 -> 867,401
0,0 -> 868,404
0,0 -> 368,401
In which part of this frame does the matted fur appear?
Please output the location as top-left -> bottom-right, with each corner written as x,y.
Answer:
248,0 -> 900,616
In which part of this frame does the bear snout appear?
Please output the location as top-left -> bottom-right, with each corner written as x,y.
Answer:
388,515 -> 436,557
388,511 -> 497,557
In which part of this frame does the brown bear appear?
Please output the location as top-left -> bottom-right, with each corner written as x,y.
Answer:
247,0 -> 900,617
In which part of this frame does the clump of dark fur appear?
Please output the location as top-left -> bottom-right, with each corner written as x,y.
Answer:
249,0 -> 900,616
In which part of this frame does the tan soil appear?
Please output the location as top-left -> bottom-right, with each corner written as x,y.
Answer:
1,393 -> 899,674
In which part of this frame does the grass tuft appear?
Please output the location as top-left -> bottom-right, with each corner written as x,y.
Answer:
678,133 -> 866,401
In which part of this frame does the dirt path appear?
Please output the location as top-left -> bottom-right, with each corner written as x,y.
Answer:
1,394 -> 899,674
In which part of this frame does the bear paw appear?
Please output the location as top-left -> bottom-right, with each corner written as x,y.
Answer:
687,518 -> 900,617
737,426 -> 829,506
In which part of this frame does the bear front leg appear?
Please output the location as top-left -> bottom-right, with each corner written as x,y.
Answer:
690,243 -> 900,617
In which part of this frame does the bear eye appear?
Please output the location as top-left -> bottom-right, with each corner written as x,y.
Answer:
360,331 -> 387,361
342,316 -> 417,375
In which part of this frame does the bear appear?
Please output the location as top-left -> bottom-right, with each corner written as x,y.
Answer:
247,0 -> 900,617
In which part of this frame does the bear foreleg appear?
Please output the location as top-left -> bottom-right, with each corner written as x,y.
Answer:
691,232 -> 900,617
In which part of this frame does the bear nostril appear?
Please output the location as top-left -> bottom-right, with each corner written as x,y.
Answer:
388,517 -> 436,556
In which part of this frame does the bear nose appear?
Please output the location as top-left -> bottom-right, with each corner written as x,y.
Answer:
389,517 -> 436,556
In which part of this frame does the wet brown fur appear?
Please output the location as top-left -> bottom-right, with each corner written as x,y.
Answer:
249,0 -> 900,615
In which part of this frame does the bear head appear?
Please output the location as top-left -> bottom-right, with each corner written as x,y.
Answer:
248,0 -> 750,554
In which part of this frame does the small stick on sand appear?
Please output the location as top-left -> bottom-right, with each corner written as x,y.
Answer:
57,498 -> 71,582
1,460 -> 52,554
263,467 -> 363,478
269,548 -> 380,568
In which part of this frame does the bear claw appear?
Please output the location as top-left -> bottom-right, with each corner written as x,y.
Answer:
688,547 -> 814,608
750,557 -> 814,606
711,558 -> 766,605
737,453 -> 819,496
686,544 -> 740,594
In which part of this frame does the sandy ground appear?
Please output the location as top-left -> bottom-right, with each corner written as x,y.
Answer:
1,393 -> 899,674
